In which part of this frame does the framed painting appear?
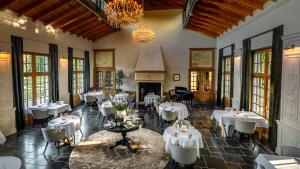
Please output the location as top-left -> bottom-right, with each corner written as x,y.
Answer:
190,48 -> 215,69
94,49 -> 115,68
173,74 -> 180,81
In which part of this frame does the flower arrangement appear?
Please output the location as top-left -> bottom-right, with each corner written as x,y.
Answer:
111,98 -> 128,126
112,98 -> 128,111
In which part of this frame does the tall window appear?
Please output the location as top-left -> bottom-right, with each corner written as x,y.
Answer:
222,56 -> 232,105
73,58 -> 84,95
23,52 -> 49,108
251,49 -> 272,119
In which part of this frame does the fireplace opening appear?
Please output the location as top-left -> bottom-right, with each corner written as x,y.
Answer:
138,82 -> 161,102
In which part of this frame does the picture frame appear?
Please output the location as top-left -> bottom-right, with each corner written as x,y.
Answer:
173,74 -> 180,81
190,48 -> 215,69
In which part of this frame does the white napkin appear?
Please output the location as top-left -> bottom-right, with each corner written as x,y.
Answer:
0,131 -> 6,145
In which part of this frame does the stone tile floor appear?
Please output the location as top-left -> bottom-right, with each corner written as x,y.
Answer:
0,104 -> 275,169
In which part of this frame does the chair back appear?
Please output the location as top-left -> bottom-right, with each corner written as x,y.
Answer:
225,107 -> 233,111
32,109 -> 50,120
79,93 -> 84,101
109,94 -> 114,101
102,106 -> 115,117
70,111 -> 83,129
175,120 -> 192,128
171,145 -> 197,165
86,95 -> 97,103
97,101 -> 102,111
127,94 -> 135,104
161,110 -> 177,122
281,146 -> 300,158
234,120 -> 256,134
41,128 -> 66,142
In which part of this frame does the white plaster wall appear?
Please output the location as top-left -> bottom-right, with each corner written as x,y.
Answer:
0,10 -> 93,135
93,10 -> 216,92
216,0 -> 300,104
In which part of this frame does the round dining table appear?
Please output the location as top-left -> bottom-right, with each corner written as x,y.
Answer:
48,115 -> 80,139
114,93 -> 129,101
163,125 -> 203,157
84,91 -> 104,102
159,102 -> 189,120
144,94 -> 160,106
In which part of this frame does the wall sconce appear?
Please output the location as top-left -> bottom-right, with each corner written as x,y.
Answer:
0,51 -> 10,60
60,56 -> 68,64
234,48 -> 242,64
284,44 -> 300,57
234,56 -> 241,64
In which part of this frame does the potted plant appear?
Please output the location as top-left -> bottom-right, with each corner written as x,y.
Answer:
112,98 -> 128,126
116,69 -> 127,91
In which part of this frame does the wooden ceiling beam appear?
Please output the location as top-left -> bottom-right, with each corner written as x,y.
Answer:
190,17 -> 230,30
193,16 -> 232,28
83,26 -> 112,38
194,11 -> 238,27
189,22 -> 224,34
58,12 -> 93,29
44,6 -> 82,25
52,10 -> 89,28
91,30 -> 115,42
71,21 -> 101,35
198,6 -> 244,21
195,13 -> 236,26
67,17 -> 97,33
228,0 -> 262,9
17,0 -> 48,17
32,0 -> 72,21
78,24 -> 109,37
203,0 -> 251,17
0,0 -> 16,11
187,25 -> 218,38
87,29 -> 112,40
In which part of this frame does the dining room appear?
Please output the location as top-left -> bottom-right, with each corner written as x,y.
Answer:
1,0 -> 300,169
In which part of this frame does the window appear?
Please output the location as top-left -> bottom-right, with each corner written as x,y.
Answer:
251,49 -> 272,119
23,52 -> 49,108
73,58 -> 84,95
222,56 -> 233,106
190,71 -> 198,92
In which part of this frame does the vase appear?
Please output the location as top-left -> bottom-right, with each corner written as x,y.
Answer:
115,110 -> 127,126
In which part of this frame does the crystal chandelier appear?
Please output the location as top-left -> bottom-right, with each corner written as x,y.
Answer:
105,0 -> 143,28
132,22 -> 155,43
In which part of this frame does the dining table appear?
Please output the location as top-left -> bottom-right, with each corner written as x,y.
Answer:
0,156 -> 22,169
211,109 -> 269,138
0,130 -> 6,145
159,102 -> 189,120
163,125 -> 203,157
84,91 -> 104,102
48,115 -> 81,144
114,92 -> 129,101
27,103 -> 72,118
255,154 -> 300,169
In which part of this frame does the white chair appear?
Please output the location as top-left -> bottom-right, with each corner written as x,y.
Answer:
101,106 -> 115,126
174,119 -> 192,128
41,128 -> 67,154
232,120 -> 256,145
161,110 -> 177,129
85,95 -> 97,106
70,111 -> 83,135
281,146 -> 300,158
170,145 -> 198,168
31,109 -> 50,127
97,101 -> 103,119
109,94 -> 114,101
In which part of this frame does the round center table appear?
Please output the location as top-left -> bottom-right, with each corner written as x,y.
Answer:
159,102 -> 189,120
104,125 -> 139,153
0,156 -> 22,169
69,128 -> 169,169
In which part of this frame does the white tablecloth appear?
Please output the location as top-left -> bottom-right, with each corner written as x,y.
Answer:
0,131 -> 6,145
163,126 -> 203,157
159,102 -> 189,120
211,110 -> 269,137
48,115 -> 80,138
255,154 -> 300,169
114,93 -> 129,101
144,94 -> 160,106
0,156 -> 22,169
84,92 -> 103,102
27,103 -> 72,117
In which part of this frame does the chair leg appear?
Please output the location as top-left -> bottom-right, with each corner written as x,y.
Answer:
43,142 -> 48,154
80,129 -> 83,136
99,112 -> 102,119
56,141 -> 60,155
251,134 -> 256,146
232,130 -> 236,138
102,116 -> 106,126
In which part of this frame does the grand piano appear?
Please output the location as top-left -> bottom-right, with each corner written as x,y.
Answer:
169,86 -> 194,107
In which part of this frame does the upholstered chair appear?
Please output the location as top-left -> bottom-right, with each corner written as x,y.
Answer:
85,95 -> 97,106
31,109 -> 50,127
161,110 -> 177,129
70,111 -> 83,136
171,145 -> 198,168
281,146 -> 300,158
101,106 -> 115,126
79,92 -> 85,105
41,128 -> 67,154
232,120 -> 256,145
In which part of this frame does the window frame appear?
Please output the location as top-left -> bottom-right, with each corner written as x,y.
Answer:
73,57 -> 84,95
250,48 -> 272,119
222,55 -> 233,102
23,52 -> 49,107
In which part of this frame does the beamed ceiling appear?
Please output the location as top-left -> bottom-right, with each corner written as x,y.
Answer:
0,0 -> 273,41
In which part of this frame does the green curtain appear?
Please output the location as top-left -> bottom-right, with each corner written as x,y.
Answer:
217,48 -> 223,107
269,25 -> 284,150
84,51 -> 90,93
240,38 -> 251,111
230,44 -> 235,107
11,35 -> 25,131
68,47 -> 74,108
49,43 -> 59,102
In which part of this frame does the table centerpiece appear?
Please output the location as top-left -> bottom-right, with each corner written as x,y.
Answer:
112,98 -> 128,127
